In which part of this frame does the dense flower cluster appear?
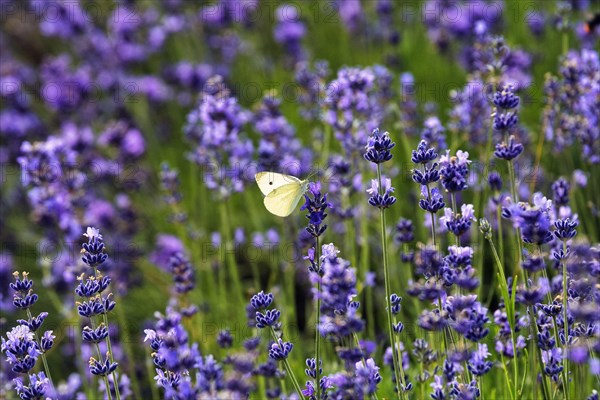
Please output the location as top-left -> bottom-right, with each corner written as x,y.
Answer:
323,67 -> 391,154
185,76 -> 253,197
1,272 -> 55,399
543,49 -> 600,163
302,182 -> 331,240
317,244 -> 364,339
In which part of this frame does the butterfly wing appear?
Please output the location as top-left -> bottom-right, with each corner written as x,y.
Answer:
255,172 -> 302,196
263,181 -> 307,217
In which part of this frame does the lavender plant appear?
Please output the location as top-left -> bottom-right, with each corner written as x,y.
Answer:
76,227 -> 121,400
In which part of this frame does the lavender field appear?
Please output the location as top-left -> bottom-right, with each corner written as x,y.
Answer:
1,0 -> 599,399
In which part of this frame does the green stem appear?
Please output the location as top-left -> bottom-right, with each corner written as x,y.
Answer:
539,249 -> 571,396
425,183 -> 437,248
25,309 -> 54,389
114,296 -> 142,400
498,352 -> 515,400
486,235 -> 518,400
315,235 -> 322,400
480,376 -> 485,400
507,160 -> 524,274
89,317 -> 113,400
219,202 -> 244,307
93,267 -> 121,400
561,240 -> 570,400
377,164 -> 403,399
450,192 -> 460,247
522,266 -> 552,400
145,355 -> 160,400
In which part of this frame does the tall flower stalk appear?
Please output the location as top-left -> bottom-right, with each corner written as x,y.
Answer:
364,128 -> 404,398
553,218 -> 578,399
411,140 -> 443,247
492,85 -> 524,269
76,227 -> 121,400
301,181 -> 330,400
251,291 -> 305,398
2,273 -> 56,400
479,219 -> 519,400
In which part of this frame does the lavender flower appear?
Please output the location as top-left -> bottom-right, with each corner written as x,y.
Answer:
503,197 -> 554,245
2,270 -> 55,396
366,178 -> 397,209
323,67 -> 388,154
167,252 -> 196,294
294,60 -> 329,120
317,244 -> 364,338
445,295 -> 490,341
467,344 -> 493,376
494,135 -> 524,160
399,72 -> 419,137
412,140 -> 440,186
273,4 -> 306,63
440,204 -> 476,237
301,182 -> 331,239
269,339 -> 293,361
395,218 -> 414,244
542,348 -> 564,382
421,116 -> 447,151
419,186 -> 446,214
439,150 -> 471,192
412,140 -> 439,165
364,128 -> 395,164
216,330 -> 233,349
553,218 -> 578,241
492,85 -> 521,140
543,50 -> 599,163
1,325 -> 40,374
185,76 -> 253,197
355,358 -> 383,394
13,372 -> 50,400
449,81 -> 491,145
552,178 -> 570,207
76,227 -> 120,396
255,95 -> 311,175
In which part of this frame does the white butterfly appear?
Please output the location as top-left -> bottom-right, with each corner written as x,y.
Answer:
255,172 -> 309,217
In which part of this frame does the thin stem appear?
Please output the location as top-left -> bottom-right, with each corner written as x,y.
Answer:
507,160 -> 524,274
425,183 -> 437,247
93,267 -> 121,400
486,235 -> 518,400
89,317 -> 113,400
114,296 -> 142,400
450,192 -> 460,247
25,308 -> 54,389
498,352 -> 515,400
530,311 -> 552,400
315,235 -> 322,400
496,204 -> 505,272
521,265 -> 552,400
538,247 -> 571,395
145,355 -> 160,400
377,164 -> 403,399
480,376 -> 485,400
219,202 -> 244,306
561,240 -> 570,400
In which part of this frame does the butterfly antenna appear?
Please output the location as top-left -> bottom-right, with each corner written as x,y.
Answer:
306,167 -> 321,182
